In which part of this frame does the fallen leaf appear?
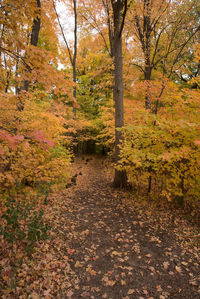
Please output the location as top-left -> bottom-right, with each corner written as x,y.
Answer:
128,289 -> 135,295
44,289 -> 51,296
112,251 -> 121,256
156,285 -> 162,292
67,248 -> 75,255
3,276 -> 8,281
175,266 -> 182,273
181,262 -> 188,266
90,270 -> 97,276
28,292 -> 40,299
121,280 -> 126,285
163,262 -> 169,269
75,261 -> 82,268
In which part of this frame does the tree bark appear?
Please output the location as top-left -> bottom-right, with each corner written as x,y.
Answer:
111,0 -> 128,188
21,0 -> 41,93
30,0 -> 41,47
144,0 -> 152,110
135,0 -> 152,109
72,0 -> 77,119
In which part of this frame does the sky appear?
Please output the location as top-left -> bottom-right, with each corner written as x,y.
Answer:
56,1 -> 75,43
55,1 -> 75,69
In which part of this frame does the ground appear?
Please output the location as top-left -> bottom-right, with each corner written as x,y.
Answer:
0,157 -> 200,298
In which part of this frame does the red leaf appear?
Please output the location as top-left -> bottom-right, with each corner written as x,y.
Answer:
67,248 -> 75,255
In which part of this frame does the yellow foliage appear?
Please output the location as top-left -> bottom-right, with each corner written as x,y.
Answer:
120,82 -> 200,204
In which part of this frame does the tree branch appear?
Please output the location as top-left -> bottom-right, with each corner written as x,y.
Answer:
119,0 -> 128,37
0,46 -> 32,70
169,25 -> 200,77
52,0 -> 73,65
80,10 -> 112,57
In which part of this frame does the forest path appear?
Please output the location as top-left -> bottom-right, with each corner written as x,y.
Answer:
53,156 -> 200,299
11,157 -> 200,298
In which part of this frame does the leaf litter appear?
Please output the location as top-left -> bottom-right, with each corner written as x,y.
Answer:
0,156 -> 200,298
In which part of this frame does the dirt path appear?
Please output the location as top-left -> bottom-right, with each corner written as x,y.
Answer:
4,157 -> 199,298
54,157 -> 200,298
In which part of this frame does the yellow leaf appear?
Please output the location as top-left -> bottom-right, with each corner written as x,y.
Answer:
181,262 -> 188,266
112,251 -> 121,256
3,276 -> 9,281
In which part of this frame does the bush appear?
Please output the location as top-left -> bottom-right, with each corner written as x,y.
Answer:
119,86 -> 200,208
0,189 -> 51,254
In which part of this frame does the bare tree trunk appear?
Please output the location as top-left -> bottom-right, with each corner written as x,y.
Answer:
144,0 -> 152,110
113,35 -> 127,187
3,53 -> 11,92
0,23 -> 5,58
73,0 -> 77,119
111,0 -> 128,188
15,58 -> 20,95
72,64 -> 77,118
134,0 -> 152,109
31,0 -> 41,47
21,0 -> 41,93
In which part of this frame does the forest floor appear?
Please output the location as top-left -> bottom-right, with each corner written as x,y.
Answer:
1,156 -> 200,298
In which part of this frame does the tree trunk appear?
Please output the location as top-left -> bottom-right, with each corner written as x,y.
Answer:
144,0 -> 152,110
31,0 -> 41,47
72,66 -> 77,119
21,0 -> 41,92
72,0 -> 77,119
135,0 -> 152,110
144,62 -> 151,110
112,0 -> 128,188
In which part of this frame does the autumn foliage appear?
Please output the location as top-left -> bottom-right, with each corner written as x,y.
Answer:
0,0 -> 200,263
120,81 -> 200,205
0,0 -> 200,297
0,0 -> 73,261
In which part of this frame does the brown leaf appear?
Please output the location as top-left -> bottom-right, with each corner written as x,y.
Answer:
163,262 -> 169,269
175,266 -> 182,273
128,289 -> 135,295
156,285 -> 162,292
74,261 -> 82,268
121,280 -> 126,285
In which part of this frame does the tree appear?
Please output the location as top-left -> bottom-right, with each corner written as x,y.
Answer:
78,0 -> 129,187
21,0 -> 41,93
110,0 -> 128,188
0,0 -> 73,201
76,35 -> 113,119
131,0 -> 200,109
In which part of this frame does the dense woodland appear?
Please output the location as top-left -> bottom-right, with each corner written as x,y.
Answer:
0,0 -> 200,296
